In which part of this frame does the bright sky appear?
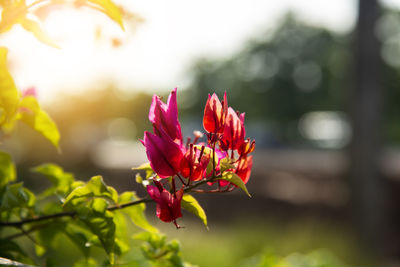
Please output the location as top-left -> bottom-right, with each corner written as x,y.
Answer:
0,0 -> 368,103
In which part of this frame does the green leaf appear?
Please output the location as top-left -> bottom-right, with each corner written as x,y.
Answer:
91,197 -> 108,213
113,212 -> 130,255
20,96 -> 60,149
0,239 -> 27,259
0,182 -> 36,211
133,231 -> 166,250
23,187 -> 36,207
32,163 -> 74,196
63,176 -> 118,208
119,191 -> 158,233
114,237 -> 130,256
217,171 -> 251,197
19,18 -> 60,48
0,151 -> 16,188
181,194 -> 208,229
135,173 -> 143,184
77,202 -> 116,259
132,162 -> 151,171
133,232 -> 186,266
64,223 -> 93,258
86,0 -> 124,30
35,220 -> 66,257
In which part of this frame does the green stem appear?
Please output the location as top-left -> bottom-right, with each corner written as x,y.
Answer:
0,198 -> 151,228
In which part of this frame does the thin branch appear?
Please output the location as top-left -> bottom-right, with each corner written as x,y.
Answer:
0,198 -> 152,228
107,197 -> 152,211
5,222 -> 51,240
191,186 -> 235,194
0,175 -> 222,229
176,174 -> 187,186
17,226 -> 39,246
0,211 -> 75,228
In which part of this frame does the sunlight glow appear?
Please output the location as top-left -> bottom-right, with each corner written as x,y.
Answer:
0,0 -> 356,104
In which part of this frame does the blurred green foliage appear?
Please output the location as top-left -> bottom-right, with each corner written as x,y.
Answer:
156,218 -> 370,267
182,14 -> 349,146
180,10 -> 400,146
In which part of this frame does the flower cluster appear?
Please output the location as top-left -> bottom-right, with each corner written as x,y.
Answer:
141,88 -> 255,227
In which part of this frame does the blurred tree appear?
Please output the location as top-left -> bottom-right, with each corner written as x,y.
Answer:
182,14 -> 350,146
349,0 -> 385,259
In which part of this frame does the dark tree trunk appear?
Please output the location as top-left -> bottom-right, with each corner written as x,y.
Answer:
350,0 -> 385,257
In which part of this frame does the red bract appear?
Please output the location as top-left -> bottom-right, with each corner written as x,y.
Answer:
149,88 -> 183,144
142,130 -> 184,178
235,155 -> 253,184
180,145 -> 210,181
147,180 -> 183,227
203,92 -> 228,134
220,107 -> 245,150
238,138 -> 256,156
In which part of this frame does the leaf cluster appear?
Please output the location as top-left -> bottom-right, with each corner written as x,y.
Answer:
251,249 -> 349,267
0,160 -> 189,266
0,47 -> 60,148
0,0 -> 125,48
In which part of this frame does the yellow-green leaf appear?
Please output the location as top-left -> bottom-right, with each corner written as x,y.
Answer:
217,171 -> 251,197
0,182 -> 36,211
219,157 -> 236,173
20,96 -> 60,149
119,191 -> 158,233
132,162 -> 154,179
64,176 -> 117,208
86,0 -> 124,30
0,151 -> 16,188
77,205 -> 116,257
0,47 -> 20,131
19,18 -> 60,48
0,0 -> 27,34
181,194 -> 208,229
132,162 -> 151,171
33,163 -> 75,196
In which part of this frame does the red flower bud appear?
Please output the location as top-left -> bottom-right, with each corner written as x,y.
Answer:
203,92 -> 228,134
149,88 -> 183,144
220,108 -> 246,150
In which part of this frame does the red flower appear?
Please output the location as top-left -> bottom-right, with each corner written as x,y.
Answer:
180,145 -> 210,181
220,107 -> 245,150
235,155 -> 253,184
147,180 -> 184,226
142,130 -> 184,178
149,88 -> 183,144
203,92 -> 228,134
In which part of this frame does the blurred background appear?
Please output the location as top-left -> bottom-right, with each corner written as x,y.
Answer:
2,0 -> 400,266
